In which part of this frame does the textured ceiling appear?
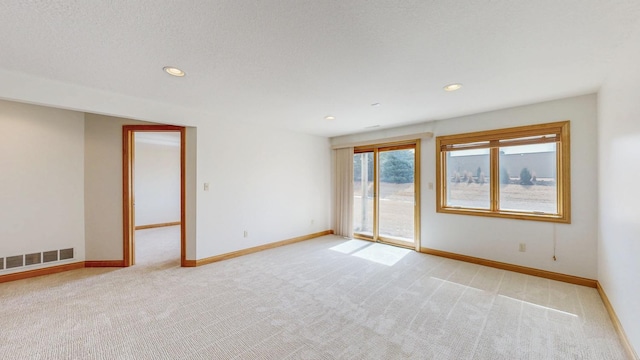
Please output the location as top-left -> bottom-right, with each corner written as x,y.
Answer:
1,1 -> 640,137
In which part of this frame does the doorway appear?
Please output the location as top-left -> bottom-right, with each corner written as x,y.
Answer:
122,125 -> 186,267
353,141 -> 420,250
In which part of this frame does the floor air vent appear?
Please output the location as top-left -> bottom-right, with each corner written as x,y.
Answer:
1,248 -> 74,271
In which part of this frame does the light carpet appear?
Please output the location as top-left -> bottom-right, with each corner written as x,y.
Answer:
0,228 -> 627,359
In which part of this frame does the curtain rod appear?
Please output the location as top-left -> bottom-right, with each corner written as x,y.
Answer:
331,132 -> 433,150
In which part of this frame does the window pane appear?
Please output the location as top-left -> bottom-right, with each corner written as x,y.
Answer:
353,152 -> 374,236
445,148 -> 490,209
378,149 -> 414,242
499,143 -> 557,213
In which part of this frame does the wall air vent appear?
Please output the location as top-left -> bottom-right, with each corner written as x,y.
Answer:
0,248 -> 74,271
43,251 -> 58,263
25,253 -> 42,266
59,248 -> 74,260
6,255 -> 24,269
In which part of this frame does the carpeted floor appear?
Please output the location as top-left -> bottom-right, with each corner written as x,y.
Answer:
0,227 -> 627,359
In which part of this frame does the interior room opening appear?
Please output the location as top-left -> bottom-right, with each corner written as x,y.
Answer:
133,131 -> 181,265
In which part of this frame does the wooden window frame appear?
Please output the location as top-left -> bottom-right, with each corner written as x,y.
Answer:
436,121 -> 570,223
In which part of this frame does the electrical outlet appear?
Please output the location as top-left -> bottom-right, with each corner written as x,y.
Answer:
519,243 -> 526,252
243,230 -> 248,238
310,219 -> 315,225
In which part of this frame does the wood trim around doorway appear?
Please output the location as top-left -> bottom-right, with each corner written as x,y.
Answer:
122,125 -> 187,267
134,221 -> 181,230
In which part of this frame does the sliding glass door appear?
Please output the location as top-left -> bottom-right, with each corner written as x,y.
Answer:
353,142 -> 420,249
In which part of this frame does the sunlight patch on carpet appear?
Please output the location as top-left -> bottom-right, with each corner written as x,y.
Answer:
329,239 -> 372,254
330,240 -> 411,266
351,243 -> 411,266
499,294 -> 578,317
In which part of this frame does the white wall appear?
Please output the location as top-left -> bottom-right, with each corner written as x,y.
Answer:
424,95 -> 599,279
83,113 -> 332,262
84,114 -> 152,261
134,134 -> 181,226
195,121 -> 332,259
598,40 -> 640,354
332,94 -> 599,279
184,127 -> 198,259
0,100 -> 85,273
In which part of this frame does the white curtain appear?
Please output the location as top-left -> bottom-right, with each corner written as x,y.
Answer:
334,147 -> 354,237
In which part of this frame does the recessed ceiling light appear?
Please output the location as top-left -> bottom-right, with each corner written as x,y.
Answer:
324,115 -> 336,120
443,83 -> 462,92
163,66 -> 186,77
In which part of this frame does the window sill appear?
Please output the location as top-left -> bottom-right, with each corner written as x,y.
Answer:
436,207 -> 570,224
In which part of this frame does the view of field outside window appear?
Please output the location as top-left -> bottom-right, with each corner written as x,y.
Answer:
378,149 -> 415,242
499,143 -> 557,213
446,148 -> 490,209
353,149 -> 415,241
444,142 -> 557,214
